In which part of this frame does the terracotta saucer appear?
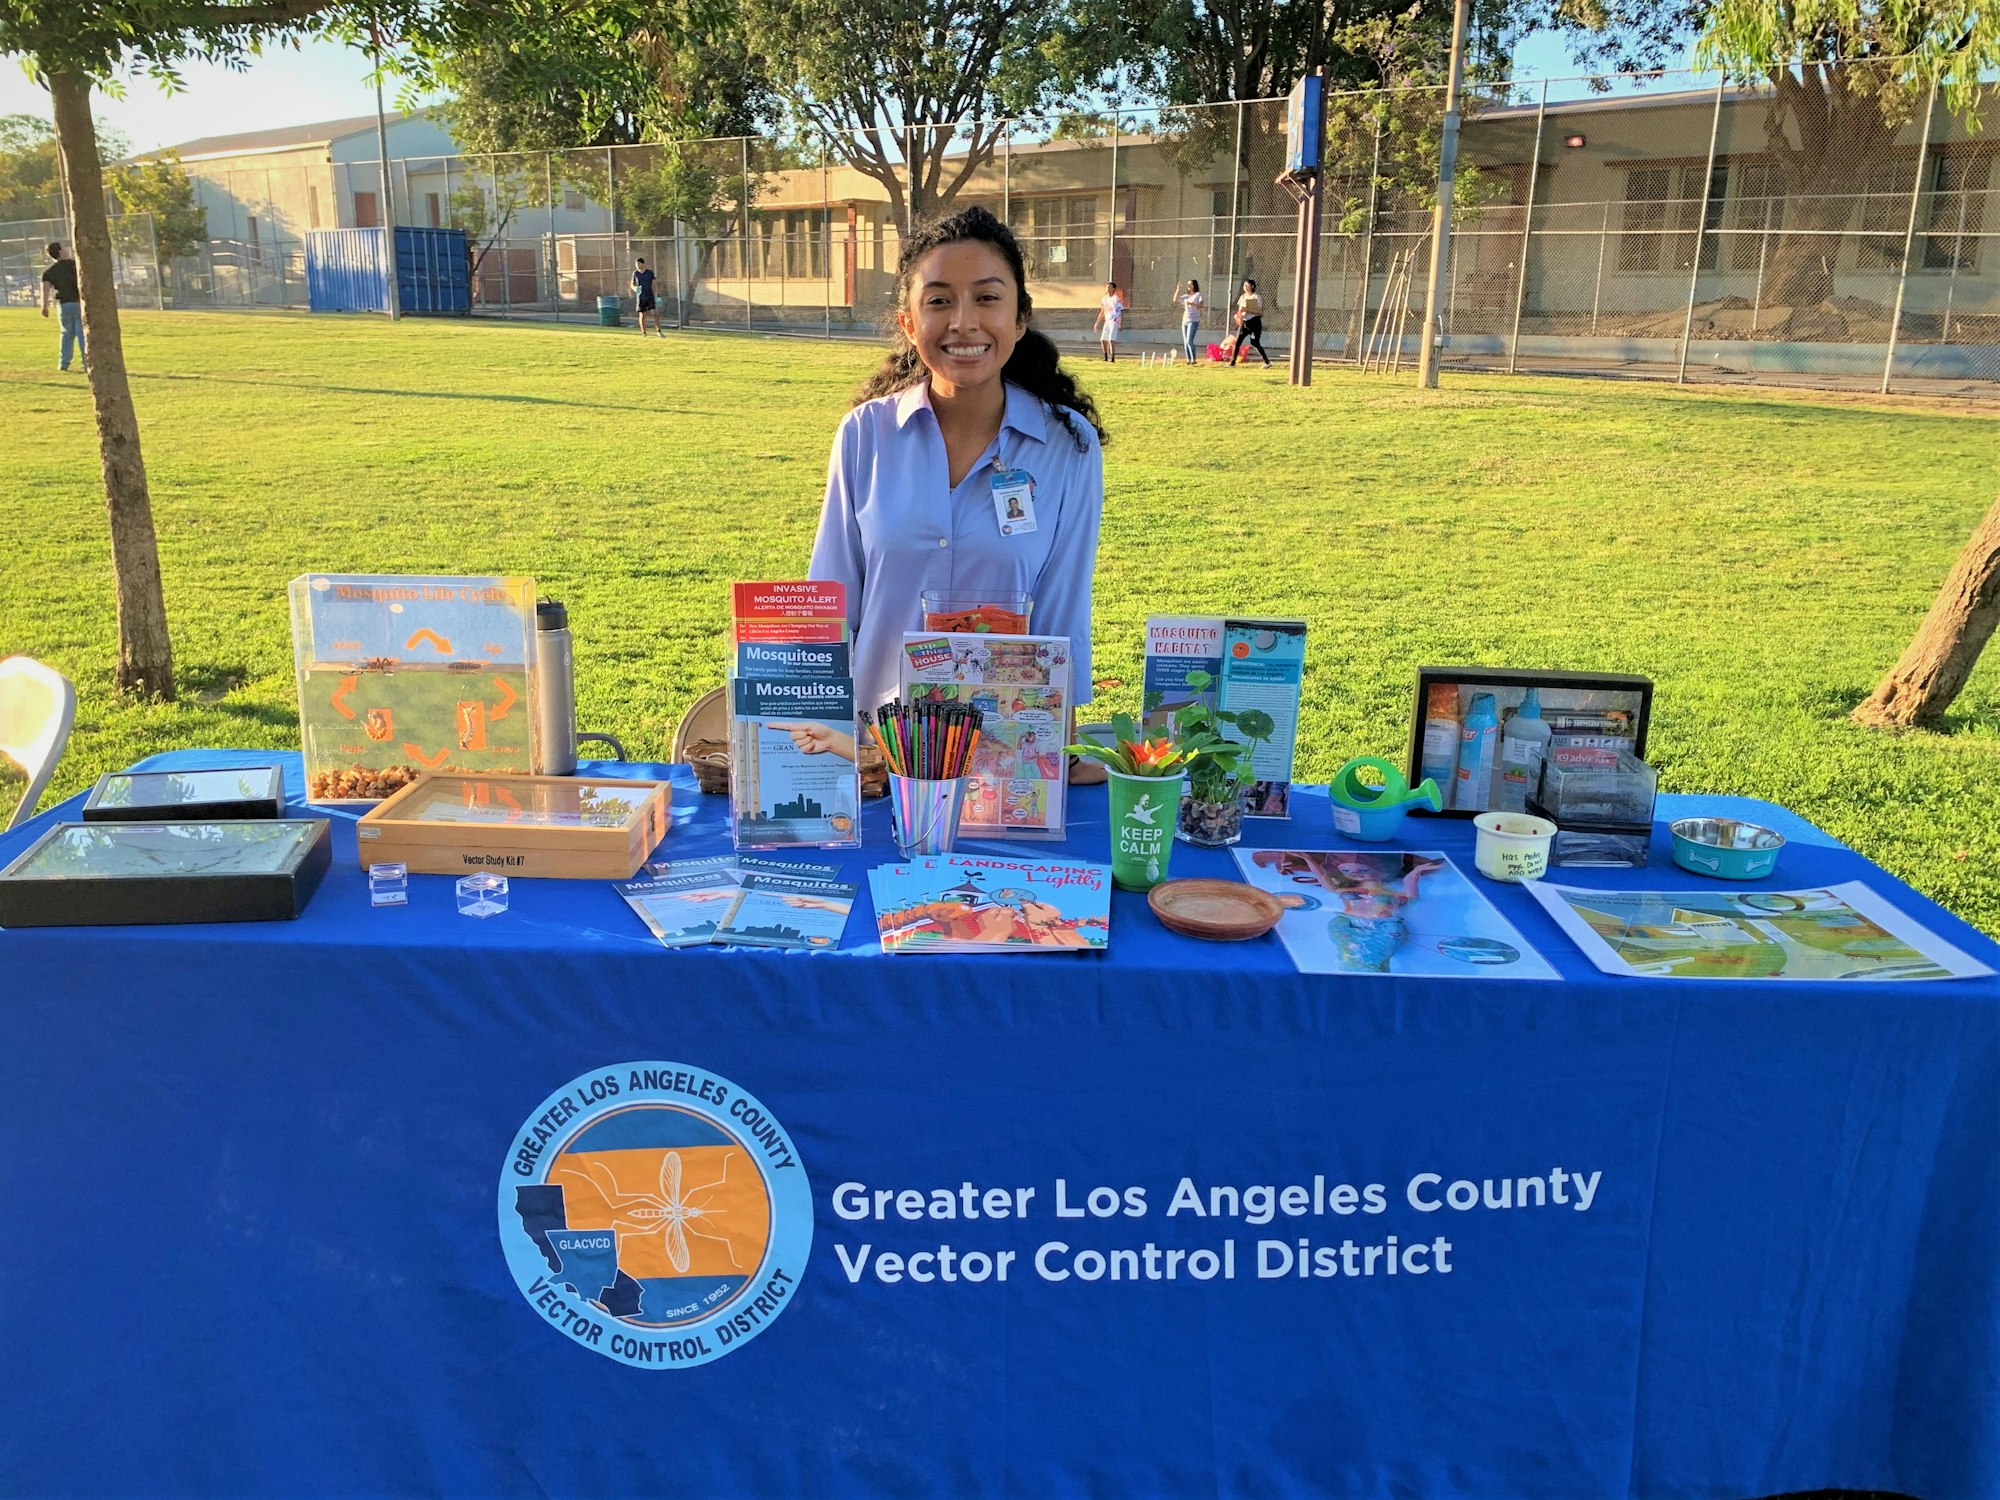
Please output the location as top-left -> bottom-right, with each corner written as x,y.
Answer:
1147,878 -> 1286,941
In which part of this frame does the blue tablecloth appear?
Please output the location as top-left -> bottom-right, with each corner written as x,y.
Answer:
3,749 -> 1998,1499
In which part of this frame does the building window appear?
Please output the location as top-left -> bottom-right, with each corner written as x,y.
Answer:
246,215 -> 260,261
1065,196 -> 1099,280
1923,154 -> 1987,272
1618,167 -> 1671,272
1618,164 -> 1724,273
563,188 -> 584,213
1729,162 -> 1784,270
425,192 -> 442,228
353,190 -> 379,228
1856,158 -> 1912,269
309,185 -> 321,229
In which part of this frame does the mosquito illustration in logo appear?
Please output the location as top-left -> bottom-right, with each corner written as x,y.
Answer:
585,1150 -> 747,1275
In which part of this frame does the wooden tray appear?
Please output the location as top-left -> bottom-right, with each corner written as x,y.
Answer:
1147,878 -> 1285,941
356,772 -> 670,879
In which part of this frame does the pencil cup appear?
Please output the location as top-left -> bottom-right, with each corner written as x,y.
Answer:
889,775 -> 968,857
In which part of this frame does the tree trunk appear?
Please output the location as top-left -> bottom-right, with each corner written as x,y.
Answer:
1852,495 -> 2000,730
1759,169 -> 1859,312
48,69 -> 176,702
1757,64 -> 1903,320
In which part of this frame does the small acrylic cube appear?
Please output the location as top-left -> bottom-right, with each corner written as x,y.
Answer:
457,873 -> 509,918
368,861 -> 409,907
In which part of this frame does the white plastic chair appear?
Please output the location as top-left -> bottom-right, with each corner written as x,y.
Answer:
1,656 -> 77,833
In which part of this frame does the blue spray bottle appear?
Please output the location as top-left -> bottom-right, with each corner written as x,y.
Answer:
1455,692 -> 1500,812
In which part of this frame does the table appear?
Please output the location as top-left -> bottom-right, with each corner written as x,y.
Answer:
4,749 -> 1998,1499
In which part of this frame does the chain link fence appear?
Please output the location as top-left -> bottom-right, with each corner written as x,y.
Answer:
22,63 -> 1997,394
2,213 -> 163,310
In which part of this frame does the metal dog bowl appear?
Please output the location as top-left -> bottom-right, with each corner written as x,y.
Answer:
1670,817 -> 1785,880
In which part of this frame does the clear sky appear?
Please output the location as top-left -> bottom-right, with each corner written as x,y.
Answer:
0,41 -> 443,154
0,31 -> 1670,156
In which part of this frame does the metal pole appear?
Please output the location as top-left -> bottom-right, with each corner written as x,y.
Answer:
1506,79 -> 1548,375
1941,167 -> 1970,343
671,203 -> 685,328
1449,233 -> 1461,339
371,20 -> 400,319
743,136 -> 753,333
1291,68 -> 1328,386
547,154 -> 560,320
1674,77 -> 1725,384
1003,127 -> 1012,226
1415,0 -> 1470,387
606,146 -> 616,234
1351,117 -> 1381,361
1590,199 -> 1608,332
1881,78 -> 1940,395
1751,222 -> 1768,332
494,166 -> 509,319
1108,107 -> 1119,294
823,148 -> 833,338
149,214 -> 163,310
1226,100 -> 1244,296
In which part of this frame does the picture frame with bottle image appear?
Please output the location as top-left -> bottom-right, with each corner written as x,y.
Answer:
1403,668 -> 1653,821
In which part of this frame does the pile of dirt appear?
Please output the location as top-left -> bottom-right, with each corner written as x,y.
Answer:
1608,294 -> 1896,342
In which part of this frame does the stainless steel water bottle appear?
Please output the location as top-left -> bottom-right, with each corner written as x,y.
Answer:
536,599 -> 577,775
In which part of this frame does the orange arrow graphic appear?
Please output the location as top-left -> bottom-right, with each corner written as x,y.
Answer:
406,629 -> 453,654
489,677 -> 517,721
496,787 -> 523,817
330,675 -> 358,719
404,743 -> 452,769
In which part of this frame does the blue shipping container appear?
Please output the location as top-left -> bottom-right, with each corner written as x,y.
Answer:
306,227 -> 471,316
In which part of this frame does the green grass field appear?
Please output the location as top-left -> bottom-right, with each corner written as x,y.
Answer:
3,307 -> 1997,933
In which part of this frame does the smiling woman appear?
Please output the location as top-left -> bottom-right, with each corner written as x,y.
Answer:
809,206 -> 1107,716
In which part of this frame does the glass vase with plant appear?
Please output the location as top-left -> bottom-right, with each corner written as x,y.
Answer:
1066,673 -> 1275,876
1164,672 -> 1273,847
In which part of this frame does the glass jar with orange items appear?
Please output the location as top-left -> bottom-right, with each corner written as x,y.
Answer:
920,590 -> 1033,635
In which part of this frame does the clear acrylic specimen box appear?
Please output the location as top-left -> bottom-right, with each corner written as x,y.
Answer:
290,574 -> 541,805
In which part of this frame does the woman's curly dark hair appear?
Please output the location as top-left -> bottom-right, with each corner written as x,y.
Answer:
854,205 -> 1106,451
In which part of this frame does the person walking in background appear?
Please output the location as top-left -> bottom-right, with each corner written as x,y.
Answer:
40,243 -> 86,374
1093,281 -> 1124,362
1227,277 -> 1271,368
631,258 -> 660,336
1175,279 -> 1204,364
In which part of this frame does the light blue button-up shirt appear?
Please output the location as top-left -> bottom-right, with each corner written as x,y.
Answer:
810,380 -> 1103,716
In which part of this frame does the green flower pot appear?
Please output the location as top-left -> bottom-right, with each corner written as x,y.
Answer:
1106,769 -> 1177,891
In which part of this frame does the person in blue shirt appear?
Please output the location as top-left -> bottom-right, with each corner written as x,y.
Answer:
631,259 -> 659,336
810,205 -> 1106,724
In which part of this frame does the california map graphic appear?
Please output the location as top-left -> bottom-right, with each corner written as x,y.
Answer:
515,1105 -> 773,1328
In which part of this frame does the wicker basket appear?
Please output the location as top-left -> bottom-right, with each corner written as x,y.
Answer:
685,740 -> 732,797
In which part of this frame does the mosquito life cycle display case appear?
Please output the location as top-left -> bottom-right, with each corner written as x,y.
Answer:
355,772 -> 671,880
290,574 -> 542,805
0,819 -> 333,927
81,765 -> 287,822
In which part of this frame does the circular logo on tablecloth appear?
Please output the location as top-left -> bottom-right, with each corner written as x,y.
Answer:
499,1062 -> 812,1368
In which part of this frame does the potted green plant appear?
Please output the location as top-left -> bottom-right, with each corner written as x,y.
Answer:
1066,675 -> 1273,884
1161,673 -> 1272,848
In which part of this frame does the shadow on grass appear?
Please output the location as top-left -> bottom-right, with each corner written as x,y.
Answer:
208,699 -> 298,730
133,370 -> 692,415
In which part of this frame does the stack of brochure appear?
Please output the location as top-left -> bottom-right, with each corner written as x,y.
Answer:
868,853 -> 1111,955
729,581 -> 860,850
617,855 -> 857,951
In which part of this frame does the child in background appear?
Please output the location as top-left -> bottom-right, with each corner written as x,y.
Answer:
1093,282 -> 1125,363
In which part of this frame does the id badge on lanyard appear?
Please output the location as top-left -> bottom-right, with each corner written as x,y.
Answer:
990,467 -> 1037,537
